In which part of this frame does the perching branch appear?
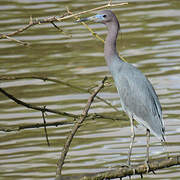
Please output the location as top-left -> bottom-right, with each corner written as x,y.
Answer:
79,156 -> 180,180
55,77 -> 107,180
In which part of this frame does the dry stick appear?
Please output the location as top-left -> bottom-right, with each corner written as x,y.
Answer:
55,77 -> 107,180
57,2 -> 128,21
0,2 -> 127,43
0,14 -> 68,44
0,14 -> 66,39
1,34 -> 29,45
67,7 -> 105,43
0,75 -> 119,112
80,156 -> 180,180
50,21 -> 72,38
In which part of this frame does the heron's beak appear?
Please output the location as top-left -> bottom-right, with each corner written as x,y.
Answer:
77,15 -> 97,22
77,14 -> 104,23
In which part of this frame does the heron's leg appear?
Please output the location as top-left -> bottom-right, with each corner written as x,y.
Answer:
127,117 -> 135,166
146,129 -> 150,163
145,129 -> 150,172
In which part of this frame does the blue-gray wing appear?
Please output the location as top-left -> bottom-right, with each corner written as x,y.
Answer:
113,62 -> 165,141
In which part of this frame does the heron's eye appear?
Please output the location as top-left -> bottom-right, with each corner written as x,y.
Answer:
103,15 -> 107,18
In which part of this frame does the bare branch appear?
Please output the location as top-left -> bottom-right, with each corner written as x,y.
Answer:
0,2 -> 127,44
56,2 -> 128,22
0,86 -> 124,124
0,75 -> 119,112
0,34 -> 29,46
0,87 -> 77,118
55,77 -> 107,179
0,77 -> 125,133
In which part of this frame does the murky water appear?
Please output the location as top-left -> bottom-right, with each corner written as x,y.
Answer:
0,0 -> 180,179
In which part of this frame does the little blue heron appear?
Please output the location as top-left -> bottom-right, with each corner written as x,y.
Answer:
78,10 -> 165,165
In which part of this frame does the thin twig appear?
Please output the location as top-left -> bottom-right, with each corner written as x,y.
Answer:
0,120 -> 74,132
42,107 -> 50,146
0,34 -> 29,45
0,15 -> 61,39
0,112 -> 125,132
55,77 -> 107,179
50,21 -> 72,37
67,7 -> 104,43
56,2 -> 128,22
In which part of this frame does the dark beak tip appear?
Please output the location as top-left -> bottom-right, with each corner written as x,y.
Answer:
76,18 -> 89,23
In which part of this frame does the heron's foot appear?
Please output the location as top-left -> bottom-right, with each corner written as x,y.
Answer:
122,163 -> 135,180
144,160 -> 150,173
119,163 -> 135,172
122,162 -> 136,178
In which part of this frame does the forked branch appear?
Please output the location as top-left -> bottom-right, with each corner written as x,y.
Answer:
55,77 -> 107,179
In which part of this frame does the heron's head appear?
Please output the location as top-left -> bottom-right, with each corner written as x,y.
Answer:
77,10 -> 119,27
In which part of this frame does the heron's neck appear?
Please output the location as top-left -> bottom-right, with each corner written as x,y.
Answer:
104,21 -> 120,66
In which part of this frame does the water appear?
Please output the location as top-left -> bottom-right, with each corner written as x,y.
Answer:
0,0 -> 180,179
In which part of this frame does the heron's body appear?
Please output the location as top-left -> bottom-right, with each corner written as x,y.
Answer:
78,10 -> 165,164
109,57 -> 164,140
102,9 -> 165,141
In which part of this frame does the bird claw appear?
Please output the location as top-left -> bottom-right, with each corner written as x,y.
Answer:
144,160 -> 150,173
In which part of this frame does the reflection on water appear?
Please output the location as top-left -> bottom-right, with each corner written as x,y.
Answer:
0,0 -> 180,179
